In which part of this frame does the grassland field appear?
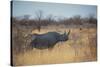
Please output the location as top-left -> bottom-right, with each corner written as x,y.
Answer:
12,25 -> 97,66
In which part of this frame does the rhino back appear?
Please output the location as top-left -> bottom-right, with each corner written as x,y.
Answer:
30,32 -> 60,49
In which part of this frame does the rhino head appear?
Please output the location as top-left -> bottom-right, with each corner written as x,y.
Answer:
59,30 -> 70,41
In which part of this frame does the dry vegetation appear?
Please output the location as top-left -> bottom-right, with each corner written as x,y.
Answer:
11,15 -> 97,66
12,27 -> 97,66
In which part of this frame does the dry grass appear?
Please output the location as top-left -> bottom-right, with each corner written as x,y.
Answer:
12,26 -> 97,66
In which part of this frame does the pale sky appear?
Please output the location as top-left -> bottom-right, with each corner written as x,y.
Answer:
12,1 -> 97,19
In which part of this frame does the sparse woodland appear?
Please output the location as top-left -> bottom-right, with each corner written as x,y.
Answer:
12,12 -> 97,65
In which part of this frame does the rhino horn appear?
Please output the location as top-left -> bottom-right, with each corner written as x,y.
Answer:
67,30 -> 70,35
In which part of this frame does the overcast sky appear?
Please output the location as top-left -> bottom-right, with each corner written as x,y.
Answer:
12,1 -> 97,19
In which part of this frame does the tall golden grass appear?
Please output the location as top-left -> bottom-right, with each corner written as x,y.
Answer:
12,26 -> 97,66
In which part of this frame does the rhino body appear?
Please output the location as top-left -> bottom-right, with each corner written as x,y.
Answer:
29,31 -> 70,49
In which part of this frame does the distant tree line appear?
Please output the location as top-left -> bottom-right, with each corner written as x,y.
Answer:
12,10 -> 97,32
12,15 -> 97,30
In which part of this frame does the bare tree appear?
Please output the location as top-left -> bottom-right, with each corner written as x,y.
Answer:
47,14 -> 54,22
72,15 -> 82,25
35,10 -> 43,32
